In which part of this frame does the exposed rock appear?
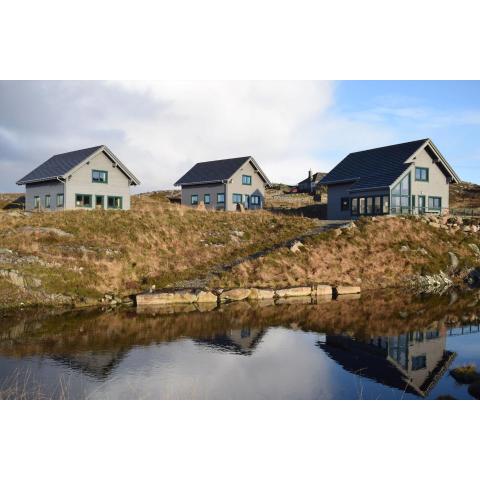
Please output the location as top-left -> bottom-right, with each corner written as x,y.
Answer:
335,285 -> 361,295
289,240 -> 304,253
314,285 -> 333,296
276,286 -> 312,297
332,228 -> 343,237
411,271 -> 452,294
469,244 -> 480,257
196,290 -> 218,303
249,288 -> 276,300
231,230 -> 245,238
471,225 -> 479,233
416,248 -> 428,255
220,288 -> 251,302
0,269 -> 41,289
136,289 -> 198,306
429,222 -> 440,229
400,245 -> 410,252
18,226 -> 73,237
463,226 -> 472,233
0,248 -> 13,254
448,251 -> 460,271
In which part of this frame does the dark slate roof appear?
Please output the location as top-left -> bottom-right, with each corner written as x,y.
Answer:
319,139 -> 428,191
298,172 -> 326,185
174,156 -> 252,185
17,146 -> 103,184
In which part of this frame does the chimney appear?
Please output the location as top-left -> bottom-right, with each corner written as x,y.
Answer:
308,169 -> 313,181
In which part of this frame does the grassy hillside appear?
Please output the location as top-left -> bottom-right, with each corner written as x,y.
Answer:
0,193 -> 317,309
210,215 -> 480,291
450,181 -> 480,210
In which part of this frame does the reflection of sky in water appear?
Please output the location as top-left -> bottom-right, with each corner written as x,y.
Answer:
1,293 -> 480,399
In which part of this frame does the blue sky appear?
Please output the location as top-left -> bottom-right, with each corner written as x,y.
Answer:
332,81 -> 480,182
0,81 -> 479,192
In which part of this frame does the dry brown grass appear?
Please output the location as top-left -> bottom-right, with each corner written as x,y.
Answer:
0,193 -> 316,308
212,215 -> 480,290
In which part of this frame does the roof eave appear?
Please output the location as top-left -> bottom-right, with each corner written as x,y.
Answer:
16,175 -> 65,186
174,179 -> 227,187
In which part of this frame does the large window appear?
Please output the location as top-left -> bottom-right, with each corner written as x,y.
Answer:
107,196 -> 122,209
92,170 -> 108,183
232,193 -> 243,204
374,196 -> 382,214
359,198 -> 366,215
382,195 -> 390,214
45,195 -> 51,208
351,198 -> 359,215
250,195 -> 261,205
76,194 -> 92,208
204,193 -> 211,205
340,197 -> 349,211
217,193 -> 225,204
242,175 -> 252,185
34,196 -> 40,209
391,173 -> 410,213
411,355 -> 427,371
191,194 -> 198,205
428,196 -> 442,211
415,167 -> 429,182
56,193 -> 64,207
366,197 -> 373,214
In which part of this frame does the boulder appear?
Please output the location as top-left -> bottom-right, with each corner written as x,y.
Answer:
0,269 -> 25,288
463,226 -> 472,233
220,288 -> 251,302
314,285 -> 333,296
448,251 -> 460,271
196,290 -> 218,303
275,286 -> 312,297
469,244 -> 480,257
332,228 -> 343,237
18,226 -> 73,237
429,222 -> 440,229
231,230 -> 245,238
0,248 -> 13,255
289,240 -> 304,253
249,288 -> 276,300
472,225 -> 479,233
335,285 -> 361,295
136,289 -> 198,306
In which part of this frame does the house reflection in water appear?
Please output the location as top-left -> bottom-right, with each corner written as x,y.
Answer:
318,323 -> 456,397
196,328 -> 266,355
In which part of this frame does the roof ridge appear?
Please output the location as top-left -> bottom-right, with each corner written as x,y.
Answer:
348,138 -> 428,156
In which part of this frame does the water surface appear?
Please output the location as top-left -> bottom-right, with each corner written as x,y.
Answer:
0,290 -> 479,399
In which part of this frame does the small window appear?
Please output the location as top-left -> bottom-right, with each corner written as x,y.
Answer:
76,194 -> 92,208
250,195 -> 261,205
191,194 -> 198,205
415,167 -> 429,182
411,355 -> 427,371
242,175 -> 252,185
56,193 -> 64,207
340,197 -> 349,211
34,196 -> 40,209
232,193 -> 242,204
217,193 -> 225,204
45,195 -> 51,208
92,170 -> 108,183
428,196 -> 442,211
204,193 -> 211,205
351,198 -> 358,215
107,196 -> 122,209
374,196 -> 382,214
359,198 -> 366,215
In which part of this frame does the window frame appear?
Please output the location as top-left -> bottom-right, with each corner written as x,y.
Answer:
428,196 -> 442,211
242,175 -> 252,185
92,169 -> 109,184
217,192 -> 225,204
45,194 -> 51,209
190,194 -> 198,205
351,197 -> 359,215
107,196 -> 123,209
415,167 -> 429,182
75,193 -> 92,208
33,196 -> 40,209
250,195 -> 261,205
411,355 -> 427,371
232,193 -> 243,204
56,193 -> 64,208
204,193 -> 211,205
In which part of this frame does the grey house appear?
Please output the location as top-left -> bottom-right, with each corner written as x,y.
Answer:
319,139 -> 461,220
174,156 -> 271,211
297,170 -> 325,193
17,145 -> 140,211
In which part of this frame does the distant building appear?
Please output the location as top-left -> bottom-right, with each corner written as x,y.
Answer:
174,156 -> 271,211
17,145 -> 140,211
319,139 -> 460,220
297,170 -> 325,193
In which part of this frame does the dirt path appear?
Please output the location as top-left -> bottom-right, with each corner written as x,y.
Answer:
171,220 -> 347,289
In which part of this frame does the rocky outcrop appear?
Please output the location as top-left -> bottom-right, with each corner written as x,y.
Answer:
220,288 -> 251,302
276,286 -> 312,297
17,226 -> 73,237
314,285 -> 333,296
249,288 -> 276,300
0,269 -> 41,289
335,285 -> 361,295
196,290 -> 218,303
137,289 -> 198,306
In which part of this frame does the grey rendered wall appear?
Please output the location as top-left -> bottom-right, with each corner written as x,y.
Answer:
326,183 -> 354,220
407,147 -> 450,211
224,160 -> 266,211
64,151 -> 132,210
25,180 -> 65,211
180,183 -> 226,210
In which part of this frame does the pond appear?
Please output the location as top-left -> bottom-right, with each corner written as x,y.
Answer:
0,290 -> 479,399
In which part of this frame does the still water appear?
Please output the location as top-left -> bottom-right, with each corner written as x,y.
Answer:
0,290 -> 479,399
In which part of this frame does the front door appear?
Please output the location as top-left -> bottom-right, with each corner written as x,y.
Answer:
418,195 -> 426,215
244,194 -> 250,210
95,195 -> 104,209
